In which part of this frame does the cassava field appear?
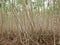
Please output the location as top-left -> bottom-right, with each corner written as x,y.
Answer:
0,0 -> 60,45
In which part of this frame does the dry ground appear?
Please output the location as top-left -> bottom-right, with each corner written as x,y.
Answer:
0,29 -> 59,45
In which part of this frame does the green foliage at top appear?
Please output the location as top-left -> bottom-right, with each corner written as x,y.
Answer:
3,0 -> 10,12
1,0 -> 59,16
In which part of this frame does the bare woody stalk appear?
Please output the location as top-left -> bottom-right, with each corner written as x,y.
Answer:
13,0 -> 27,45
27,0 -> 35,31
9,4 -> 24,45
22,0 -> 28,32
21,0 -> 30,45
52,0 -> 57,45
46,0 -> 49,31
1,0 -> 4,36
57,0 -> 60,44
